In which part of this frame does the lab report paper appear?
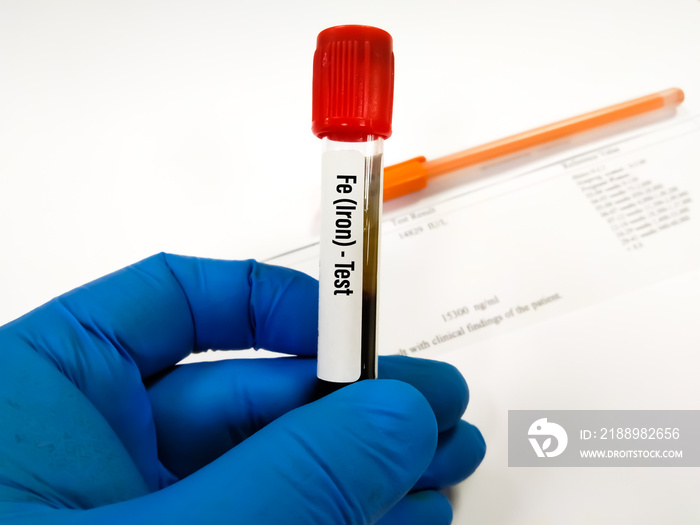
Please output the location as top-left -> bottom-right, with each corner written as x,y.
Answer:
269,114 -> 700,524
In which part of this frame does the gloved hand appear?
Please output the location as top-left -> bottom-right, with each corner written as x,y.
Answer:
0,253 -> 485,524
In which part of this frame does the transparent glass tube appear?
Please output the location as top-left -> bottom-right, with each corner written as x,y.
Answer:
317,136 -> 384,388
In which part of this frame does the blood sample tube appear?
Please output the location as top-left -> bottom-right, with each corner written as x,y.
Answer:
312,25 -> 394,389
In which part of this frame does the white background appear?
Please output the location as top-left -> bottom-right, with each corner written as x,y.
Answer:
2,0 -> 699,323
2,1 -> 700,523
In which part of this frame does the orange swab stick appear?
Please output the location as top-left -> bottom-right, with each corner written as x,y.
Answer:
383,88 -> 685,201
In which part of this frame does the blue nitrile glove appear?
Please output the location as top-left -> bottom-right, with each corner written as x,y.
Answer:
0,254 -> 485,524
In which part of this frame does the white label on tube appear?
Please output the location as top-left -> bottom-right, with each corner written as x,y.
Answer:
318,149 -> 365,383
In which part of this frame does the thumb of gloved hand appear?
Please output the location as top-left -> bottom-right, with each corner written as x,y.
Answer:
41,380 -> 438,525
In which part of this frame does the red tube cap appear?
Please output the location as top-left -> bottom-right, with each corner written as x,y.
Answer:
312,25 -> 394,142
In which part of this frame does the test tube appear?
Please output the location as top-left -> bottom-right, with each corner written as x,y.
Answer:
312,25 -> 394,389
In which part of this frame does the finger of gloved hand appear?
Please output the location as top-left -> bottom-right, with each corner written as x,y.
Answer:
379,355 -> 468,433
375,491 -> 452,525
147,356 -> 318,478
19,380 -> 438,525
0,255 -> 317,493
414,420 -> 486,491
14,254 -> 318,379
161,254 -> 319,359
147,354 -> 471,479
